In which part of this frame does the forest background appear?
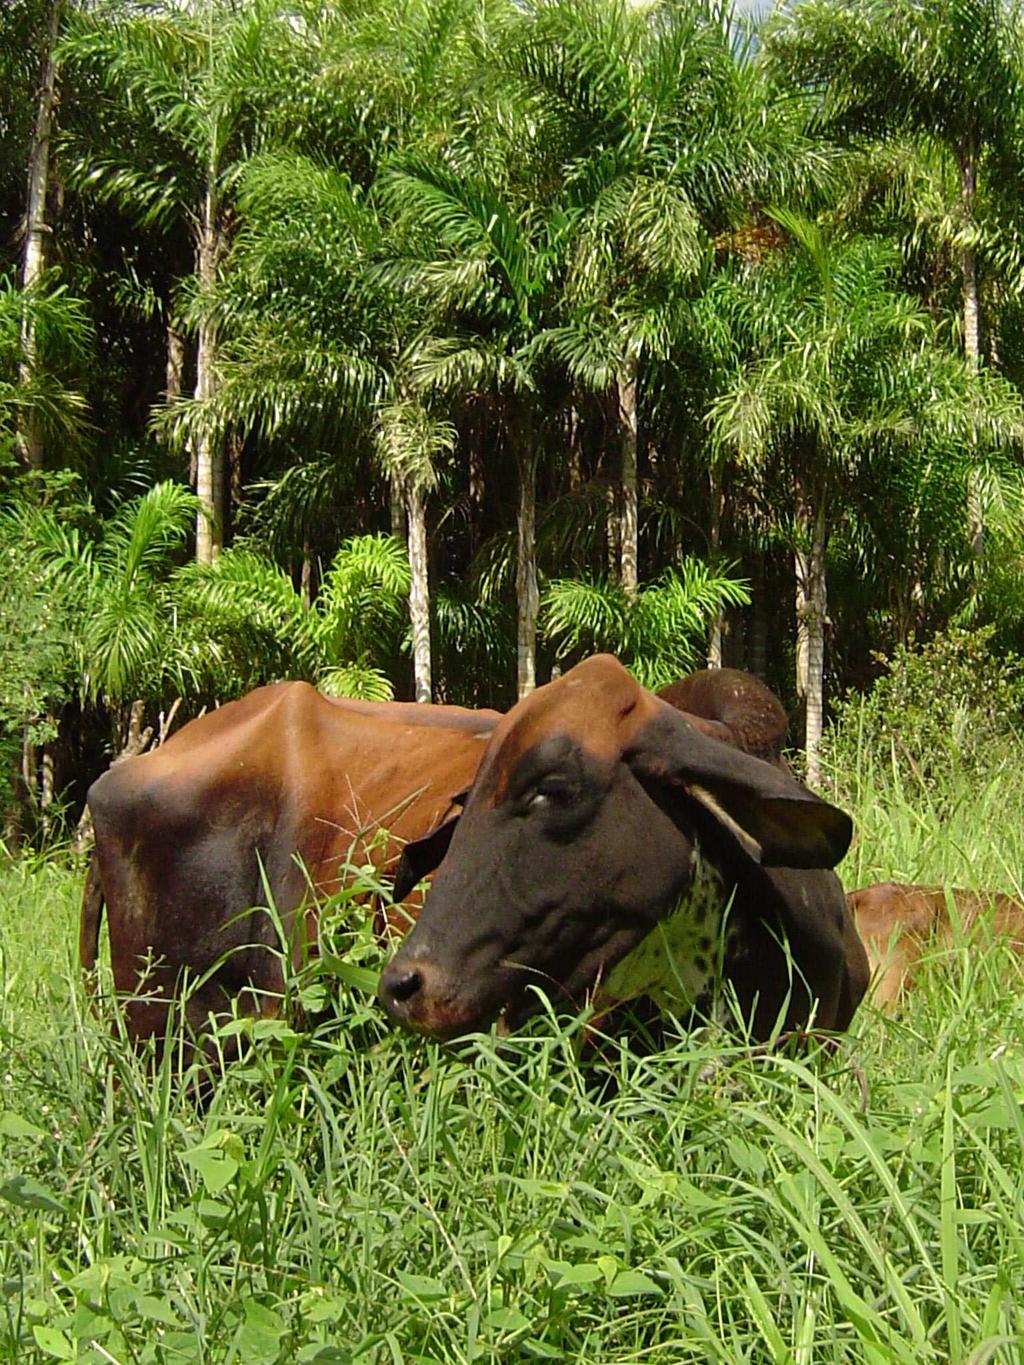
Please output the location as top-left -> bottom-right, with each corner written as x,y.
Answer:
5,0 -> 1024,841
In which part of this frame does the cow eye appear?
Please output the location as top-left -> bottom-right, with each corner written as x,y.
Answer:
527,777 -> 576,811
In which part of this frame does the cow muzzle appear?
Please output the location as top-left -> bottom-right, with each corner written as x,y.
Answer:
378,954 -> 485,1040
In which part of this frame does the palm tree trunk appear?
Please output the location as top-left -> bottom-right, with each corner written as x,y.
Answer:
617,365 -> 639,602
468,427 -> 485,553
567,403 -> 582,492
17,0 -> 61,470
794,472 -> 827,786
707,460 -> 725,668
749,553 -> 768,680
960,137 -> 984,561
390,469 -> 406,542
194,184 -> 224,564
21,728 -> 37,827
165,321 -> 185,402
514,415 -> 538,699
300,541 -> 313,609
606,480 -> 621,579
40,744 -> 55,840
406,479 -> 432,703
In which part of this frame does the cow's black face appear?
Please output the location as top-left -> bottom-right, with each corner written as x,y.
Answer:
378,655 -> 854,1042
378,734 -> 701,1039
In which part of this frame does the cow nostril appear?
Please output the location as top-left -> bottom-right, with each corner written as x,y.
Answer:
387,968 -> 423,1004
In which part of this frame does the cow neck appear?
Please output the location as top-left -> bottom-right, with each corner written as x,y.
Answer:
598,846 -> 730,1014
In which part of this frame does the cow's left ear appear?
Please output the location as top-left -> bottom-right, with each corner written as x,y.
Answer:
625,702 -> 852,870
392,812 -> 462,902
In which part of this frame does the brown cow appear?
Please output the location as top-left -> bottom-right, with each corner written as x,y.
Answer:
83,682 -> 499,1046
82,661 -> 807,1051
847,882 -> 1024,1009
380,655 -> 868,1042
657,668 -> 788,766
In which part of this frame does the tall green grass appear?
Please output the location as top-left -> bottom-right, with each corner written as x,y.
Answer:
825,714 -> 1024,899
2,738 -> 1024,1363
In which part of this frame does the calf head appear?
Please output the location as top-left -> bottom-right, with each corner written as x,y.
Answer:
379,655 -> 851,1040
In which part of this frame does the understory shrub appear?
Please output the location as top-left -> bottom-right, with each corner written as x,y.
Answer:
824,626 -> 1024,790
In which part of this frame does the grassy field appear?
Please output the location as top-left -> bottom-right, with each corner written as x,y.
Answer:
2,744 -> 1024,1364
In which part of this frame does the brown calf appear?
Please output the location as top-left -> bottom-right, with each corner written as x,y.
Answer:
848,881 -> 1024,1009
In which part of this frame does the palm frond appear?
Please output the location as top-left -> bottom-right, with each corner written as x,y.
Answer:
314,533 -> 412,664
375,397 -> 454,492
318,661 -> 395,702
99,481 -> 199,592
177,547 -> 317,675
541,562 -> 749,688
541,575 -> 629,659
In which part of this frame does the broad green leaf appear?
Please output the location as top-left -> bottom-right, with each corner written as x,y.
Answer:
608,1269 -> 664,1297
32,1327 -> 75,1361
0,1175 -> 65,1214
180,1148 -> 239,1193
0,1112 -> 47,1141
395,1272 -> 447,1303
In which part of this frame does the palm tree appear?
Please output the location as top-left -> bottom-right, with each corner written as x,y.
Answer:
16,486 -> 413,722
375,397 -> 455,701
0,273 -> 92,460
510,0 -> 838,658
160,147 -> 386,531
507,0 -> 730,600
160,0 -> 488,687
14,481 -> 211,709
182,533 -> 412,699
59,0 -> 305,562
376,153 -> 569,698
710,212 -> 1024,782
542,560 -> 750,688
763,0 -> 1024,555
15,0 -> 61,469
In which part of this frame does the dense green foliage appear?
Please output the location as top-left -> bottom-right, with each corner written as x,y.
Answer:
4,0 -> 1024,834
4,5 -> 1024,1354
825,626 -> 1024,794
2,702 -> 1024,1362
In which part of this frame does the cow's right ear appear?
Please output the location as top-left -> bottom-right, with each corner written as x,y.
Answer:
392,812 -> 461,902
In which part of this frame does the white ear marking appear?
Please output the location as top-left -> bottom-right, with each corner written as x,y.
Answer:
684,782 -> 763,863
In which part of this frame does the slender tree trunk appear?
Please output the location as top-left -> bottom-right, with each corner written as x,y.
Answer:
225,428 -> 243,542
17,0 -> 61,470
40,744 -> 55,840
794,472 -> 827,787
514,414 -> 539,699
566,403 -> 583,492
468,425 -> 485,555
389,469 -> 406,543
748,552 -> 768,681
165,321 -> 185,402
988,285 -> 1002,369
707,461 -> 725,668
194,183 -> 224,564
300,539 -> 313,609
406,479 -> 432,704
16,720 -> 39,846
606,482 -> 620,579
960,139 -> 985,562
20,727 -> 38,829
616,365 -> 639,602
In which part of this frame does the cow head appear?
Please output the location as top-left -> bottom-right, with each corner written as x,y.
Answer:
378,655 -> 851,1040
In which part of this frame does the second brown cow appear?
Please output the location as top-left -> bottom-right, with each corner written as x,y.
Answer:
847,881 -> 1024,1009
